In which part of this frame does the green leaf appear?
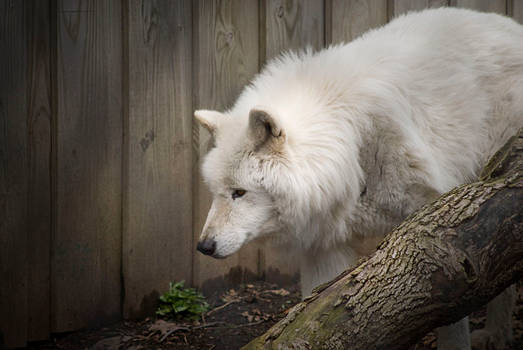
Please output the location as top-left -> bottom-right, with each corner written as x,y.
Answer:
156,280 -> 208,320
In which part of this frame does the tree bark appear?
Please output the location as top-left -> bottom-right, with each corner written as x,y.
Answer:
243,130 -> 523,350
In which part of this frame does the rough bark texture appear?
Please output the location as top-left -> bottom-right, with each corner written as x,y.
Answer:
243,129 -> 523,350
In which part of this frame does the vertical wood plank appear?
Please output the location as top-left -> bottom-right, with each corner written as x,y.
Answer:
389,0 -> 448,18
513,0 -> 523,23
192,0 -> 261,292
0,1 -> 29,346
327,0 -> 387,45
263,0 -> 324,62
260,0 -> 324,282
450,0 -> 506,14
52,0 -> 122,331
390,0 -> 430,17
27,0 -> 52,341
123,0 -> 193,318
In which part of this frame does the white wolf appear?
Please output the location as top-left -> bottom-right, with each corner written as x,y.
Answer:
195,7 -> 522,350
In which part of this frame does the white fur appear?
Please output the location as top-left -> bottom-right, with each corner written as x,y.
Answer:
196,7 -> 522,349
437,318 -> 471,350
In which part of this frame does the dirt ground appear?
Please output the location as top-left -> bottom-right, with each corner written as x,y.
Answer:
26,281 -> 522,350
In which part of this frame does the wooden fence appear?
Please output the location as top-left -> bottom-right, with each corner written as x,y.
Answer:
1,0 -> 521,347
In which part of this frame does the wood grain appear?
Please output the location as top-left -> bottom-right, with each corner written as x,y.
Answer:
263,0 -> 324,62
192,0 -> 261,292
52,0 -> 122,332
327,0 -> 387,45
450,0 -> 506,14
123,0 -> 193,318
27,0 -> 52,341
389,0 -> 448,18
0,1 -> 29,346
511,0 -> 523,23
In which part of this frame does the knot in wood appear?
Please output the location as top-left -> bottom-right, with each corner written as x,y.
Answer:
225,31 -> 234,45
277,6 -> 284,18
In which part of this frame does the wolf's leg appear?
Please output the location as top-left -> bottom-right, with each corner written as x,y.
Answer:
299,246 -> 360,298
470,285 -> 516,350
437,317 -> 471,350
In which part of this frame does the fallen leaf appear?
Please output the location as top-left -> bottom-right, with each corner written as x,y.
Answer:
266,288 -> 290,296
221,289 -> 239,302
148,319 -> 189,341
241,311 -> 254,323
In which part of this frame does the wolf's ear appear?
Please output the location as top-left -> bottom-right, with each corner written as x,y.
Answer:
194,110 -> 223,135
249,107 -> 286,150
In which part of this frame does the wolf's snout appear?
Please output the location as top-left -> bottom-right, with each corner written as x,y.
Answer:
197,239 -> 216,256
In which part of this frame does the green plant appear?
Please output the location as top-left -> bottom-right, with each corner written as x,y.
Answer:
156,281 -> 209,320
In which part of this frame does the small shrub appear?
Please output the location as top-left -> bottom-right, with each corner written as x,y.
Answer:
156,281 -> 209,320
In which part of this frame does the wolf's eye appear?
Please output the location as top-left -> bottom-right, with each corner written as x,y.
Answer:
232,189 -> 246,200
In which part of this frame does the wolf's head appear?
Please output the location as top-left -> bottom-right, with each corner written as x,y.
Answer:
194,107 -> 289,258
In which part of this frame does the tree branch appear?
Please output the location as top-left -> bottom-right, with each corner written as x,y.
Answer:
243,130 -> 523,350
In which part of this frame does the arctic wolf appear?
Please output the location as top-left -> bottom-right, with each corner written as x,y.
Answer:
195,7 -> 523,350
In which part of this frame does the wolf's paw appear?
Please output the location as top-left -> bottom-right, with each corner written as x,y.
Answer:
470,328 -> 512,350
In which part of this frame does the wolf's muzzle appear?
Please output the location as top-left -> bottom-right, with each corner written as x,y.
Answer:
197,239 -> 216,256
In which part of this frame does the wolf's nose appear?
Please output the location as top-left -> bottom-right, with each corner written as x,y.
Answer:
197,239 -> 216,256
